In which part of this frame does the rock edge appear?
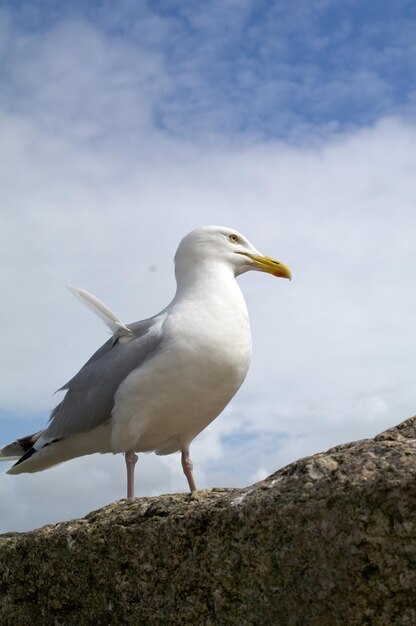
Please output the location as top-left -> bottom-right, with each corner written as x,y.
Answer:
1,416 -> 416,625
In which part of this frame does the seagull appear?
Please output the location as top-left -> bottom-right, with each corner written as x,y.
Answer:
0,226 -> 291,498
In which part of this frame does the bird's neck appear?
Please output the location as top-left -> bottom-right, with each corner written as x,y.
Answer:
173,261 -> 245,309
169,262 -> 251,351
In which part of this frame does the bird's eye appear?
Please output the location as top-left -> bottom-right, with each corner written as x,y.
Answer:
228,234 -> 239,244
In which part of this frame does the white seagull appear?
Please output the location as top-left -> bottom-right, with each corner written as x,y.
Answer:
0,226 -> 291,498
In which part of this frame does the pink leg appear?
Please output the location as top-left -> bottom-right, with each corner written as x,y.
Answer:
181,448 -> 197,492
125,450 -> 138,498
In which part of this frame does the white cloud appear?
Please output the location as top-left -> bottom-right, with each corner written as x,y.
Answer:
3,1 -> 415,144
1,8 -> 416,532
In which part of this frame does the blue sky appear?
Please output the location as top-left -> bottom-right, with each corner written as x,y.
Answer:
1,0 -> 416,531
3,0 -> 416,143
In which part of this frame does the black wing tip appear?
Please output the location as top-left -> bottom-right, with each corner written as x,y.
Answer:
12,447 -> 36,467
12,437 -> 62,468
16,432 -> 42,453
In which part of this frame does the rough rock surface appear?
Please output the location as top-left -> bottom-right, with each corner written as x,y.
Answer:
1,416 -> 416,626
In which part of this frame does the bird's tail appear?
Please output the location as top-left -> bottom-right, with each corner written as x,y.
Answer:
0,431 -> 44,461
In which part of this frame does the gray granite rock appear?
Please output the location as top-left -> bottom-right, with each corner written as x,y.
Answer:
1,416 -> 416,625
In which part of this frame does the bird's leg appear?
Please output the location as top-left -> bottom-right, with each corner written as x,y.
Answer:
125,450 -> 138,498
181,448 -> 197,492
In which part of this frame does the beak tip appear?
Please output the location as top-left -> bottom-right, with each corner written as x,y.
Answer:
274,269 -> 292,281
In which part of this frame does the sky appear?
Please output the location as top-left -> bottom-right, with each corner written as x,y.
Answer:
1,0 -> 416,532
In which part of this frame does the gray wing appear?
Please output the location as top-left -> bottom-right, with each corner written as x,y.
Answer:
42,316 -> 165,441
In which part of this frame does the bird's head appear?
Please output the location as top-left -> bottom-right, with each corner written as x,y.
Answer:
175,226 -> 292,281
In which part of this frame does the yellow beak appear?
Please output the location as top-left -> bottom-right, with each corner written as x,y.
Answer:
237,252 -> 292,280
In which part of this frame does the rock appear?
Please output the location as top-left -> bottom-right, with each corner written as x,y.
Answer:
1,417 -> 416,626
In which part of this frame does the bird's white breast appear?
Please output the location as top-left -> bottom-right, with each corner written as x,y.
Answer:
111,272 -> 252,454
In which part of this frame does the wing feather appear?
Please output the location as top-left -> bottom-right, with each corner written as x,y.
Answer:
38,316 -> 165,445
67,285 -> 132,336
